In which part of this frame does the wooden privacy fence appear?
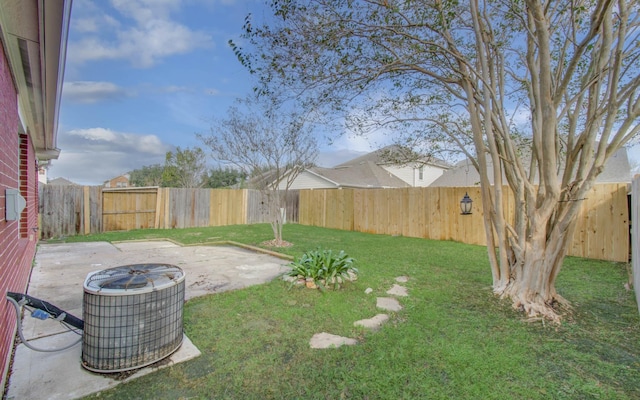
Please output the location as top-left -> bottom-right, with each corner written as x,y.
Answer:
40,184 -> 628,262
40,186 -> 299,238
39,185 -> 101,238
298,184 -> 630,262
631,176 -> 640,313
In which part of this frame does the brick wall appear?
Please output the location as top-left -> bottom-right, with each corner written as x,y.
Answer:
19,133 -> 39,238
0,38 -> 38,390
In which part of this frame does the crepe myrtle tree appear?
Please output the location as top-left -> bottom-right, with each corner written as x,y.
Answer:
231,0 -> 640,321
198,96 -> 318,246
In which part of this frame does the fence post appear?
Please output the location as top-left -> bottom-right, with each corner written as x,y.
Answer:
154,187 -> 162,229
83,186 -> 90,235
164,188 -> 171,229
632,177 -> 640,314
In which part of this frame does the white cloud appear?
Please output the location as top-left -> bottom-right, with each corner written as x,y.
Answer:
163,92 -> 211,130
63,81 -> 131,103
68,127 -> 119,142
162,85 -> 191,93
333,115 -> 395,153
332,134 -> 380,153
47,128 -> 174,185
66,128 -> 169,155
68,0 -> 213,68
316,149 -> 367,168
110,0 -> 181,22
74,18 -> 99,33
68,38 -> 124,64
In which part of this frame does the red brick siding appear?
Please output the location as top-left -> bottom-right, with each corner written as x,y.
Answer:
0,38 -> 38,388
107,175 -> 129,187
19,133 -> 38,237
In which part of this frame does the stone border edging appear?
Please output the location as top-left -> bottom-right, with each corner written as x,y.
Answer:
109,238 -> 295,261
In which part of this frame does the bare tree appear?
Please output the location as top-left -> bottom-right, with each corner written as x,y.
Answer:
233,0 -> 640,321
198,96 -> 318,245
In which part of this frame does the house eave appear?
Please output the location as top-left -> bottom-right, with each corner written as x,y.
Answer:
36,147 -> 61,160
0,0 -> 72,160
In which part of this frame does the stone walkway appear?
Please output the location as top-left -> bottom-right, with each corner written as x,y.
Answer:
309,276 -> 409,349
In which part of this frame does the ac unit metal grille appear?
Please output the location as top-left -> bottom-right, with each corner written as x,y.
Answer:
82,264 -> 185,373
84,263 -> 184,293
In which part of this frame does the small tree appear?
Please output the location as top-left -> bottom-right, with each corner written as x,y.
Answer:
203,167 -> 248,188
163,146 -> 208,188
129,164 -> 165,187
198,96 -> 317,245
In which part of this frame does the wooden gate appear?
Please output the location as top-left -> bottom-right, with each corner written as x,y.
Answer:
102,187 -> 158,231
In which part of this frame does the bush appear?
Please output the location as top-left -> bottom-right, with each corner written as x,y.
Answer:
287,248 -> 358,289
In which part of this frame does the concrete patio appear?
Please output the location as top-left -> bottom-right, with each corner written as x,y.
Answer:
5,240 -> 291,400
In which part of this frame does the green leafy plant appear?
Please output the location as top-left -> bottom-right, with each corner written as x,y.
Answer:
287,248 -> 358,289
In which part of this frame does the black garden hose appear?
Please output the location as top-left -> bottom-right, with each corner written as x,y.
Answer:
6,292 -> 83,352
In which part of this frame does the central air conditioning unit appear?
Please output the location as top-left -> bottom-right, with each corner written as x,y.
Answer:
82,263 -> 185,373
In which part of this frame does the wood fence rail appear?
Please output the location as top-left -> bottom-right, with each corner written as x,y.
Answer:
39,187 -> 297,237
39,184 -> 629,262
298,184 -> 630,263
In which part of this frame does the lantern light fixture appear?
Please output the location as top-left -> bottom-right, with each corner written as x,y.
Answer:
460,192 -> 473,215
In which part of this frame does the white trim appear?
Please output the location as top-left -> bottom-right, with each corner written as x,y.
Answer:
305,169 -> 341,186
51,0 -> 73,147
17,97 -> 26,134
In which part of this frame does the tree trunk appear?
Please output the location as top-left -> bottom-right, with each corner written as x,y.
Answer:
267,190 -> 286,246
270,214 -> 283,244
497,214 -> 576,322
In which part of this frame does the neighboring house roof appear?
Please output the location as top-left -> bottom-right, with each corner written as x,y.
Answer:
270,146 -> 450,190
276,145 -> 451,189
47,177 -> 77,186
104,173 -> 131,185
594,149 -> 631,182
308,161 -> 411,188
430,147 -> 631,187
0,0 -> 72,164
244,168 -> 291,189
335,144 -> 450,169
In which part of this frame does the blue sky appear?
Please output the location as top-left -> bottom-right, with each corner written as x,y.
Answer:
49,0 -> 371,185
49,0 -> 640,185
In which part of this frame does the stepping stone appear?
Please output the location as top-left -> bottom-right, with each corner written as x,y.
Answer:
309,332 -> 357,349
354,314 -> 389,331
377,297 -> 402,312
387,284 -> 408,297
395,276 -> 409,283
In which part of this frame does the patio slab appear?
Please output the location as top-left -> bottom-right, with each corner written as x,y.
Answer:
6,240 -> 291,400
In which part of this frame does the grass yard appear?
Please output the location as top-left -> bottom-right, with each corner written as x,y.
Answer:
65,224 -> 640,399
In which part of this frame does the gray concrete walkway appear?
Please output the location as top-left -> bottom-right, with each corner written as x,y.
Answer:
6,240 -> 290,400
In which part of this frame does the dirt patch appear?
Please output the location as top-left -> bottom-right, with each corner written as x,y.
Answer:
260,239 -> 293,248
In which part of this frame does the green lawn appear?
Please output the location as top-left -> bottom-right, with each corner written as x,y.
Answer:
67,224 -> 640,399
